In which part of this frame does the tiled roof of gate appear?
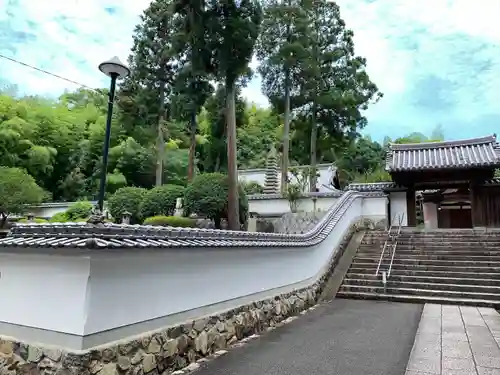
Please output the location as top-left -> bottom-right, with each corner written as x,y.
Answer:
385,135 -> 500,172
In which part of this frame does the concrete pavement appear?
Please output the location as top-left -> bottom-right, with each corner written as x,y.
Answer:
406,304 -> 500,375
194,299 -> 423,375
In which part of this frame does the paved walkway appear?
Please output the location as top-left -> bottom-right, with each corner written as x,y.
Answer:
195,299 -> 422,375
406,304 -> 500,375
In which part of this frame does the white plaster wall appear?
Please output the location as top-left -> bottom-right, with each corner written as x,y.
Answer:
0,253 -> 90,335
238,170 -> 267,186
2,193 -> 387,346
29,201 -> 99,219
238,165 -> 336,193
248,196 -> 339,216
389,192 -> 408,226
423,202 -> 438,230
83,195 -> 385,335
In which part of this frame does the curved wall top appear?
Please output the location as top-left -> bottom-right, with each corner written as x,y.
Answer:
0,191 -> 385,250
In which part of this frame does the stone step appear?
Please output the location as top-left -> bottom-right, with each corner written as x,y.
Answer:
335,291 -> 500,308
359,244 -> 500,251
355,253 -> 500,261
359,241 -> 500,248
350,262 -> 500,273
342,278 -> 500,294
346,268 -> 500,279
338,285 -> 500,301
352,257 -> 500,267
363,234 -> 500,241
345,273 -> 500,285
357,249 -> 500,256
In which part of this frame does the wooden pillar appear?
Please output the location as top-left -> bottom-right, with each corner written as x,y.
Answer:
470,182 -> 479,228
406,187 -> 417,227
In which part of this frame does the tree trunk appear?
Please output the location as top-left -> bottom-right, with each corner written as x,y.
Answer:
309,104 -> 318,192
226,82 -> 240,230
155,81 -> 166,186
281,67 -> 291,194
0,212 -> 7,229
188,110 -> 197,181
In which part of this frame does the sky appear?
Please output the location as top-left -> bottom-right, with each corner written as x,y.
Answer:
0,0 -> 499,142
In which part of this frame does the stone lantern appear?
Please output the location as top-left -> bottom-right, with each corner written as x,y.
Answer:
122,211 -> 132,225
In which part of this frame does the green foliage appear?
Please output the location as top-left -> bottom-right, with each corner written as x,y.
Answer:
241,181 -> 264,195
49,212 -> 69,223
65,201 -> 93,221
143,215 -> 196,228
139,184 -> 185,218
18,217 -> 48,223
353,168 -> 391,183
108,187 -> 147,224
184,173 -> 248,228
0,167 -> 46,216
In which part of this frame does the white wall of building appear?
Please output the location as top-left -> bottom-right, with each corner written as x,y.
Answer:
0,193 -> 386,349
389,191 -> 408,226
248,195 -> 339,216
423,202 -> 438,230
238,164 -> 337,193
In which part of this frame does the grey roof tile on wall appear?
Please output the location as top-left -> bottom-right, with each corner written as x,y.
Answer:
0,191 -> 385,250
385,135 -> 500,172
345,182 -> 396,192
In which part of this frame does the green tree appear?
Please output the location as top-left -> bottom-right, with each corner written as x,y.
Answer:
206,0 -> 263,229
120,0 -> 179,186
257,0 -> 309,192
298,0 -> 382,189
0,167 -> 47,227
200,85 -> 247,173
184,172 -> 248,229
170,0 -> 214,181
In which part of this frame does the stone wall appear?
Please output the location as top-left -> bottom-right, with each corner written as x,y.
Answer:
0,220 -> 374,375
272,211 -> 327,234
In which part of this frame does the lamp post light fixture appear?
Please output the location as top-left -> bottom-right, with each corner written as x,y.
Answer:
97,56 -> 130,214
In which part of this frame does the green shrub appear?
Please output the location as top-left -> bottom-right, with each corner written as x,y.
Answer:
49,212 -> 69,223
184,173 -> 248,229
241,181 -> 264,195
65,201 -> 93,221
143,215 -> 196,228
18,218 -> 48,223
139,184 -> 185,219
108,187 -> 147,224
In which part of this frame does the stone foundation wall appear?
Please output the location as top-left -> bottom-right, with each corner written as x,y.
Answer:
272,211 -> 327,234
0,220 -> 376,375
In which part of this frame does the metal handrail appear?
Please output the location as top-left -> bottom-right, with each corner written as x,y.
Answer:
376,214 -> 404,284
375,216 -> 396,276
387,214 -> 404,278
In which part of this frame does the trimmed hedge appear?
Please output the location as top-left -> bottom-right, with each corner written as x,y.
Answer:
18,218 -> 48,223
139,184 -> 185,219
143,215 -> 196,228
66,201 -> 93,221
49,212 -> 69,223
108,187 -> 147,224
184,173 -> 248,229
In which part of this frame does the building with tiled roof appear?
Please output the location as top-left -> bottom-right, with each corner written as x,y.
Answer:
383,134 -> 500,228
385,135 -> 500,173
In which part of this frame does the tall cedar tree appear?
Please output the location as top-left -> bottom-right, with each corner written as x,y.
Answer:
256,0 -> 309,193
299,0 -> 382,190
118,0 -> 181,186
171,0 -> 214,181
206,0 -> 263,230
200,85 -> 246,173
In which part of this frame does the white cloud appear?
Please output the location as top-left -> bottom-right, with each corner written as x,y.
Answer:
1,0 -> 499,141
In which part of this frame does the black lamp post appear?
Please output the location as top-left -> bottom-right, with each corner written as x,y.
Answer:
97,56 -> 130,213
